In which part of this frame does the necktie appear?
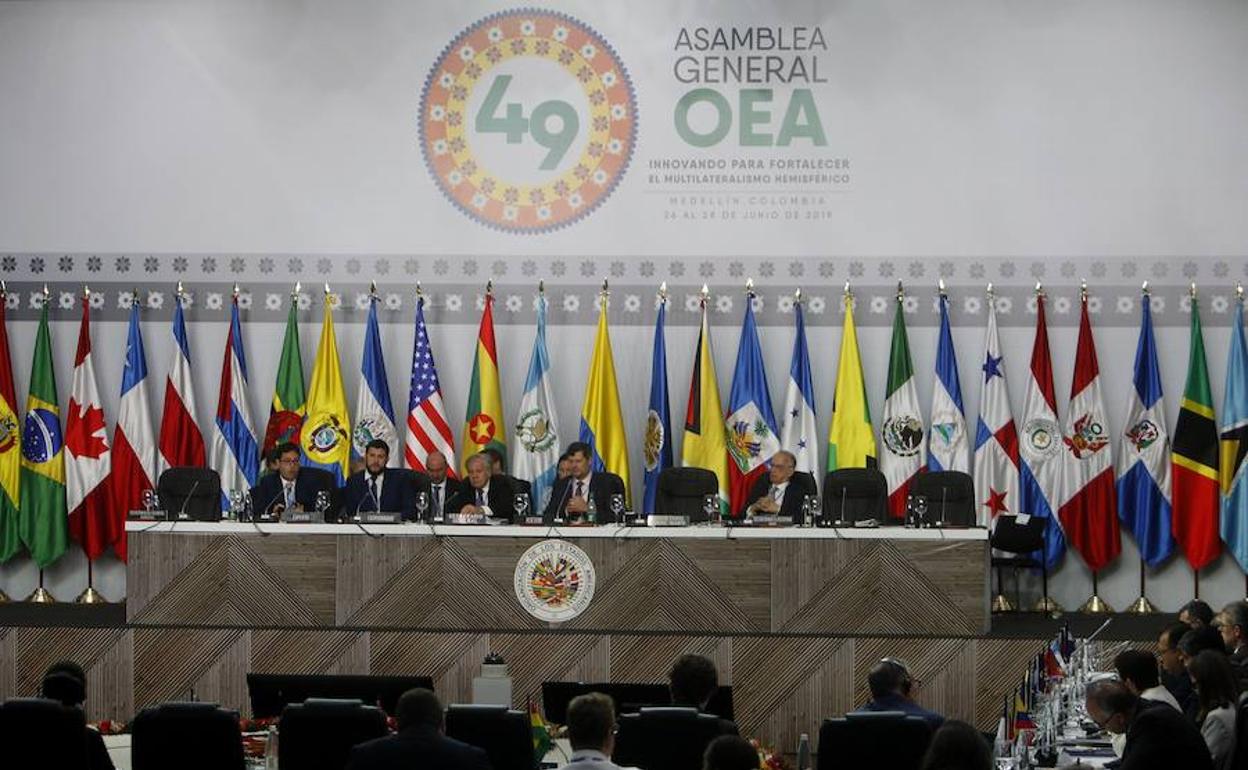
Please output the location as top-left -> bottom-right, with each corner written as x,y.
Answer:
575,480 -> 584,498
476,487 -> 485,506
369,477 -> 379,510
771,485 -> 781,502
284,482 -> 294,509
432,484 -> 442,513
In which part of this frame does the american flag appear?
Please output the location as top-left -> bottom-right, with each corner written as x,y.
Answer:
404,296 -> 457,477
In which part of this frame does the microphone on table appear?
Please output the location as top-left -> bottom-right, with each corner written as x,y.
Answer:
834,486 -> 847,527
938,486 -> 948,528
551,478 -> 572,525
352,478 -> 384,538
171,478 -> 202,528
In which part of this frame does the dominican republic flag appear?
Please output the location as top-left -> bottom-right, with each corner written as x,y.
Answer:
1019,293 -> 1065,568
108,300 -> 155,561
209,295 -> 259,506
159,292 -> 205,472
929,292 -> 968,473
1115,292 -> 1173,568
642,296 -> 673,514
972,296 -> 1019,528
780,297 -> 818,478
1058,293 -> 1120,573
880,295 -> 925,517
725,295 -> 780,515
404,295 -> 456,477
353,295 -> 399,466
65,295 -> 115,561
514,294 -> 560,512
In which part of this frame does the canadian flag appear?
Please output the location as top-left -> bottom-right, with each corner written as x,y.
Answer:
65,297 -> 116,561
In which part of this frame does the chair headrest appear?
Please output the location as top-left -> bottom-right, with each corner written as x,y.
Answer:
658,467 -> 717,495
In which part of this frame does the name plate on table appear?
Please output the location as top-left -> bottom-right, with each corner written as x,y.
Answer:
447,512 -> 488,525
127,509 -> 167,521
646,514 -> 691,527
744,515 -> 794,527
360,511 -> 401,524
281,509 -> 324,524
520,516 -> 545,526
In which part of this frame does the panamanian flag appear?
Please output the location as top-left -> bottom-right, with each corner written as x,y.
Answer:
972,296 -> 1019,528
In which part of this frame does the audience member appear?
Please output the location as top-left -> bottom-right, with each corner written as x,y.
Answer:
557,692 -> 637,770
919,719 -> 991,770
1189,650 -> 1240,770
1217,601 -> 1248,688
1113,649 -> 1180,711
855,657 -> 944,729
1159,621 -> 1199,718
40,661 -> 114,770
1181,627 -> 1228,669
702,735 -> 760,770
669,654 -> 738,735
345,688 -> 490,770
557,452 -> 573,480
1084,679 -> 1213,770
1182,600 -> 1216,629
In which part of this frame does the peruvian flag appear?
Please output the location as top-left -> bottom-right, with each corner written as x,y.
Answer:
159,292 -> 206,471
65,295 -> 116,561
880,296 -> 925,517
1057,294 -> 1120,573
110,299 -> 157,561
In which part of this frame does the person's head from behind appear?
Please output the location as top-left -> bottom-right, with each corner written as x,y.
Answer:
1158,622 -> 1189,676
920,719 -> 992,770
669,654 -> 719,709
395,688 -> 444,732
41,660 -> 86,708
1179,626 -> 1226,671
868,657 -> 914,700
1084,680 -> 1137,736
1189,649 -> 1239,719
1113,649 -> 1160,696
1181,599 -> 1214,629
703,735 -> 760,770
275,442 -> 301,482
566,692 -> 616,756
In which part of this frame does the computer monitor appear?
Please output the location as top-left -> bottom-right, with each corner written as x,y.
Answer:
541,681 -> 733,724
246,673 -> 434,719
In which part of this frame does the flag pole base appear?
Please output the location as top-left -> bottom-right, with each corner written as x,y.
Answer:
1034,595 -> 1063,614
25,586 -> 56,604
75,586 -> 107,604
1079,594 -> 1114,614
1126,595 -> 1158,614
992,593 -> 1016,613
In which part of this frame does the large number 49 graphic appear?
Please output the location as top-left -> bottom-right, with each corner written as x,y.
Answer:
475,75 -> 579,170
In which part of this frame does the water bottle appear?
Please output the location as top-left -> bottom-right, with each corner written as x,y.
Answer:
265,725 -> 279,770
586,494 -> 597,524
797,733 -> 811,770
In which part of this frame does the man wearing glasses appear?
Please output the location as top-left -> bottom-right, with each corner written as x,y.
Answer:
1084,679 -> 1212,770
739,450 -> 808,521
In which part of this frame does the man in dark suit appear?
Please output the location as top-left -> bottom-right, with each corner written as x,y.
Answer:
342,439 -> 416,520
345,688 -> 490,770
249,442 -> 338,520
854,657 -> 944,729
737,450 -> 807,521
41,660 -> 114,770
1085,679 -> 1214,770
544,441 -> 626,523
668,654 -> 738,736
426,450 -> 462,516
445,453 -> 516,522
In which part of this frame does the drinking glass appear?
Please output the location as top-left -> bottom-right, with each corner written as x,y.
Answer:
314,490 -> 330,515
609,493 -> 625,521
415,491 -> 430,523
513,493 -> 530,520
702,494 -> 719,525
141,488 -> 156,513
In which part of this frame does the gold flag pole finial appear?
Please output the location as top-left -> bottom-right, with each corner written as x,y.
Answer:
415,282 -> 423,301
986,282 -> 995,298
843,280 -> 852,298
601,278 -> 609,297
369,280 -> 377,299
486,280 -> 494,297
323,282 -> 331,297
83,284 -> 91,302
1237,283 -> 1243,302
0,279 -> 6,297
795,287 -> 803,304
232,282 -> 241,300
539,279 -> 545,298
1034,281 -> 1044,298
1190,281 -> 1198,299
175,280 -> 184,301
700,284 -> 710,307
658,281 -> 668,304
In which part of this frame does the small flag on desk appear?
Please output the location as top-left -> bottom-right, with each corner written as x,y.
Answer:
65,293 -> 116,560
110,298 -> 156,561
580,289 -> 630,506
0,287 -> 21,563
209,294 -> 260,506
404,294 -> 456,477
1221,293 -> 1248,572
725,289 -> 779,515
514,292 -> 560,512
159,291 -> 206,472
19,299 -> 68,569
354,293 -> 399,466
1172,291 -> 1222,571
642,294 -> 672,514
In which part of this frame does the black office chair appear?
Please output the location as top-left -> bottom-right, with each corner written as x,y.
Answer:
132,701 -> 245,770
158,467 -> 223,521
822,468 -> 888,524
298,466 -> 342,521
816,712 -> 932,770
990,514 -> 1050,612
278,698 -> 387,770
655,467 -> 719,521
0,697 -> 90,770
910,470 -> 976,527
445,704 -> 534,770
613,706 -> 730,770
405,469 -> 433,521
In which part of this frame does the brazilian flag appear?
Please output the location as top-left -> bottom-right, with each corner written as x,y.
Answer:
19,302 -> 67,568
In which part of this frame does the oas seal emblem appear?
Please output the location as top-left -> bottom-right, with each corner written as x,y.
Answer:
514,539 -> 596,622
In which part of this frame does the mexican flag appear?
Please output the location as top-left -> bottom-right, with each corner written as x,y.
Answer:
19,302 -> 68,568
879,297 -> 926,517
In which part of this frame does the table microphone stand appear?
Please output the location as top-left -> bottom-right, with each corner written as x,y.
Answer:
832,486 -> 847,527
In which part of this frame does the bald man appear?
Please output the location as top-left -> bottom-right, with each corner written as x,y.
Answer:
424,451 -> 462,516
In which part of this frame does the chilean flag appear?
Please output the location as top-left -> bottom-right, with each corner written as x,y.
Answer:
209,295 -> 259,507
725,295 -> 780,516
65,296 -> 115,561
1058,294 -> 1120,573
159,293 -> 205,472
109,300 -> 156,561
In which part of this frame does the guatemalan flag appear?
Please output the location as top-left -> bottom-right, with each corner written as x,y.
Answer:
109,298 -> 156,561
972,295 -> 1019,528
1058,292 -> 1120,574
780,294 -> 818,478
726,291 -> 780,515
929,290 -> 968,473
353,293 -> 399,466
209,293 -> 260,507
514,293 -> 561,513
1115,290 -> 1174,568
642,293 -> 672,514
1019,292 -> 1065,568
158,288 -> 206,472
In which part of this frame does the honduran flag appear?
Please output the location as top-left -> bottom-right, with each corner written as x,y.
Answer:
780,294 -> 818,478
1058,292 -> 1120,573
1019,292 -> 1066,568
972,295 -> 1019,528
158,290 -> 205,472
109,299 -> 156,561
65,293 -> 115,561
929,290 -> 968,473
1115,291 -> 1174,568
209,294 -> 259,506
725,292 -> 780,516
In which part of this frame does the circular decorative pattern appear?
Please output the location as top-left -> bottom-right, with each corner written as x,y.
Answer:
419,9 -> 637,233
514,539 -> 597,622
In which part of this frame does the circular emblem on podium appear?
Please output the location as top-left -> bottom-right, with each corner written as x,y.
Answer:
514,538 -> 596,622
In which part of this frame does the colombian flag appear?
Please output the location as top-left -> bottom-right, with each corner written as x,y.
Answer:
827,292 -> 876,470
19,301 -> 68,568
682,291 -> 729,510
461,290 -> 506,475
580,296 -> 631,505
300,291 -> 351,484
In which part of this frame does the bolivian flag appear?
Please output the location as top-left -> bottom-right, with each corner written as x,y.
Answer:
827,292 -> 876,470
462,290 -> 506,475
0,291 -> 20,563
19,301 -> 68,568
682,292 -> 729,509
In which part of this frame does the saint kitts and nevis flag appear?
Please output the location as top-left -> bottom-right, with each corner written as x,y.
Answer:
0,290 -> 21,563
827,291 -> 876,473
879,290 -> 925,517
264,297 -> 307,456
780,294 -> 818,478
462,289 -> 506,474
109,297 -> 156,560
513,293 -> 560,512
65,292 -> 118,561
973,295 -> 1019,528
209,293 -> 260,506
19,299 -> 68,569
1220,294 -> 1248,572
1115,291 -> 1174,568
642,293 -> 673,514
353,292 -> 400,467
580,290 -> 630,506
683,289 -> 729,512
301,290 -> 351,485
725,291 -> 779,516
1019,291 -> 1065,568
1172,292 -> 1221,571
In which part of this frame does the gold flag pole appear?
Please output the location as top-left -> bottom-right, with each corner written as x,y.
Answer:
1126,281 -> 1159,614
1077,282 -> 1113,615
